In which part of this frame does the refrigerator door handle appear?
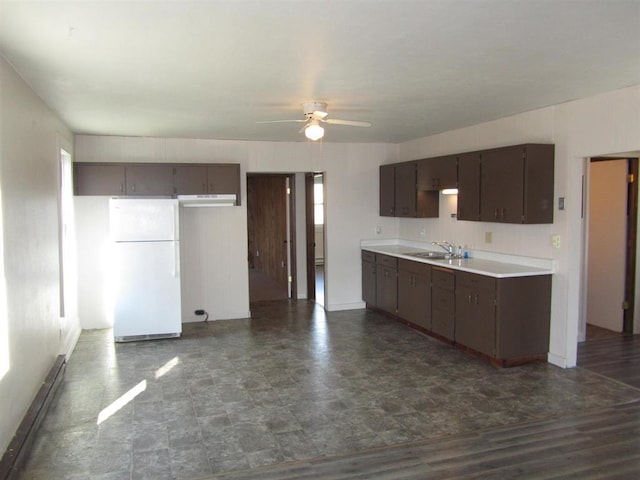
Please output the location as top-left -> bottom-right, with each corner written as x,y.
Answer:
174,242 -> 180,277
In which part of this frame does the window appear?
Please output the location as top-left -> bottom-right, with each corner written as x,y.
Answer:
314,181 -> 324,225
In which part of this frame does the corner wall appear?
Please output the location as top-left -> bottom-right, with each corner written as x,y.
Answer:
0,56 -> 77,453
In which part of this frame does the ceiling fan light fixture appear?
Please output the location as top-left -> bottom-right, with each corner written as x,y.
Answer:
305,121 -> 324,141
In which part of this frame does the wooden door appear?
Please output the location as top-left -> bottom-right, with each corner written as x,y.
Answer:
247,175 -> 289,300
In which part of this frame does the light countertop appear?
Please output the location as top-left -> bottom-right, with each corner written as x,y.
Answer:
361,240 -> 554,278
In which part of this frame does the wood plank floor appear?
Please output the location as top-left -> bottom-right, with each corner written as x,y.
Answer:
578,333 -> 640,389
201,333 -> 640,480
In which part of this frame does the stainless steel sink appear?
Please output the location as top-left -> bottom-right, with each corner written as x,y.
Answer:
405,251 -> 450,260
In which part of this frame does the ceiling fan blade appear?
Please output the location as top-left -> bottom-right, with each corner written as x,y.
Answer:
256,119 -> 307,124
323,118 -> 372,127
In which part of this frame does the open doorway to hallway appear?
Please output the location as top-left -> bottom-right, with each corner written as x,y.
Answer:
584,156 -> 638,339
312,173 -> 325,306
247,172 -> 326,307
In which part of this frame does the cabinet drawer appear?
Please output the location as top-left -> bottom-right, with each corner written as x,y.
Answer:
432,268 -> 454,290
376,254 -> 398,268
362,250 -> 376,263
398,258 -> 430,276
456,271 -> 495,292
432,287 -> 455,313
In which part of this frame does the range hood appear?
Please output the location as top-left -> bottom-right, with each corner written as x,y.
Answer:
177,194 -> 237,207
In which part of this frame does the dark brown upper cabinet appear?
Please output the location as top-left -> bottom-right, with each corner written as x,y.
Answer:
457,152 -> 481,221
74,162 -> 241,203
480,144 -> 554,224
174,165 -> 208,195
379,164 -> 396,216
74,164 -> 125,196
417,155 -> 457,191
125,165 -> 175,196
380,162 -> 438,218
394,162 -> 417,217
207,164 -> 241,202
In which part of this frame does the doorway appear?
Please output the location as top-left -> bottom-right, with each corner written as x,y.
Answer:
585,157 -> 638,337
247,174 -> 297,303
305,173 -> 326,306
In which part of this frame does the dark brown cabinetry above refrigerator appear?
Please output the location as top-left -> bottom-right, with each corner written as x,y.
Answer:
74,162 -> 241,204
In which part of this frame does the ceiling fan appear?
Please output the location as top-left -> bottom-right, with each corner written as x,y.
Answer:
258,101 -> 372,141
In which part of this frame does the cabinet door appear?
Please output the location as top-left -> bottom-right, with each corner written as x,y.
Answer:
480,146 -> 524,223
74,164 -> 125,196
362,260 -> 377,306
376,265 -> 397,315
208,164 -> 240,200
417,155 -> 457,190
431,287 -> 455,340
379,164 -> 396,216
523,144 -> 554,224
455,273 -> 496,356
398,267 -> 431,330
395,162 -> 417,217
174,165 -> 207,194
125,165 -> 174,196
495,275 -> 551,359
457,152 -> 481,221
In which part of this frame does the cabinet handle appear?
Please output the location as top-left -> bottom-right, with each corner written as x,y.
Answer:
468,293 -> 472,303
132,184 -> 136,192
501,208 -> 506,220
475,294 -> 480,304
494,208 -> 499,220
120,184 -> 124,193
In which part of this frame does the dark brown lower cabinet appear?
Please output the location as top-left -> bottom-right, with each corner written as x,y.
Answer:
360,250 -> 552,366
455,272 -> 497,357
495,275 -> 552,361
376,255 -> 398,315
361,251 -> 377,306
431,267 -> 455,341
455,271 -> 552,363
397,259 -> 431,330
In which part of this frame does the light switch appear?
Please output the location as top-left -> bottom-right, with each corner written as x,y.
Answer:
485,232 -> 493,243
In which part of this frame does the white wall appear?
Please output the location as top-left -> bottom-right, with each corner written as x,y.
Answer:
398,85 -> 640,368
0,57 -> 78,453
74,136 -> 398,326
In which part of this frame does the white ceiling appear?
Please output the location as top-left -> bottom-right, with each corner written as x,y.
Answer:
1,0 -> 639,144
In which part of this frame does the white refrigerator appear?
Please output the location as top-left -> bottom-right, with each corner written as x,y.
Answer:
110,198 -> 182,342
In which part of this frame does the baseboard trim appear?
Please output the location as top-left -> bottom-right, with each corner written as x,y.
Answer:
0,355 -> 66,480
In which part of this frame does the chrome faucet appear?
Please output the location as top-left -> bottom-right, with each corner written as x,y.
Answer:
432,241 -> 455,255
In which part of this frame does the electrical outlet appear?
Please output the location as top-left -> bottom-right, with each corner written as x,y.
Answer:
552,234 -> 561,249
375,226 -> 382,235
419,228 -> 426,237
485,231 -> 493,243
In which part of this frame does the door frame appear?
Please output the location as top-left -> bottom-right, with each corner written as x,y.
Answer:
586,157 -> 638,334
305,173 -> 316,301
